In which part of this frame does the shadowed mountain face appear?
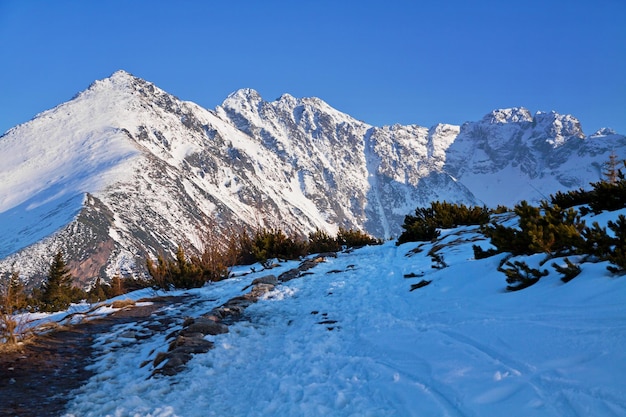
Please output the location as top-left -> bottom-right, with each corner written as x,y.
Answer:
0,70 -> 623,286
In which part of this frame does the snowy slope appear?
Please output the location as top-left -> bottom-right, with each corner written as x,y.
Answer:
0,71 -> 624,286
60,210 -> 626,417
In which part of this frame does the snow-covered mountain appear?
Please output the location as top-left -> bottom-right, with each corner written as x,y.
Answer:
0,70 -> 624,285
445,108 -> 626,205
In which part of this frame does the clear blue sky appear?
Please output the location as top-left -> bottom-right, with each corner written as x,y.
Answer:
1,0 -> 625,135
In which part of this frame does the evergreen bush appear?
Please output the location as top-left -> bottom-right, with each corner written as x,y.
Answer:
501,260 -> 548,291
581,222 -> 613,260
146,245 -> 229,290
251,228 -> 308,266
484,201 -> 585,257
550,188 -> 593,210
397,210 -> 440,244
336,227 -> 381,248
398,202 -> 491,244
308,228 -> 341,253
552,258 -> 582,283
472,245 -> 499,259
606,215 -> 626,274
588,179 -> 626,214
38,252 -> 78,312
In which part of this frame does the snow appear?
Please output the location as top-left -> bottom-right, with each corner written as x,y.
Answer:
0,74 -> 140,258
60,214 -> 626,416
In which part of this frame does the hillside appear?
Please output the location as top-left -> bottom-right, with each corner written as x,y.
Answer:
2,204 -> 622,417
0,70 -> 624,286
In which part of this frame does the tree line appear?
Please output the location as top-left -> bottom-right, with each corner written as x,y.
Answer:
1,226 -> 381,316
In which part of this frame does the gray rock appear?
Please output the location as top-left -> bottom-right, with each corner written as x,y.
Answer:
184,318 -> 228,336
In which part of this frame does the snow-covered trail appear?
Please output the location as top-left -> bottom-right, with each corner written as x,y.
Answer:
64,238 -> 626,417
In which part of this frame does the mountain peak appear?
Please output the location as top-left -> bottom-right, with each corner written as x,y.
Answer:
81,70 -> 140,98
482,107 -> 533,124
226,88 -> 263,102
110,69 -> 134,79
591,127 -> 617,137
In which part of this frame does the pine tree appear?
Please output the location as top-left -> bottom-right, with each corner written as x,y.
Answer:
87,277 -> 107,302
1,270 -> 25,314
40,251 -> 74,312
603,150 -> 621,185
109,275 -> 125,297
1,270 -> 25,344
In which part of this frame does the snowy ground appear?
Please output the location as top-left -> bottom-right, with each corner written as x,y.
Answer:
55,218 -> 626,417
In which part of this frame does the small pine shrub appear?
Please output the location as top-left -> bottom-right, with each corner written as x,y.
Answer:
472,244 -> 499,259
146,244 -> 232,290
398,202 -> 491,244
430,252 -> 448,269
550,188 -> 593,210
483,201 -> 585,257
552,258 -> 582,283
397,206 -> 440,244
606,215 -> 626,274
581,222 -> 613,260
409,280 -> 432,291
230,230 -> 257,266
588,154 -> 626,213
502,260 -> 548,291
336,227 -> 381,248
308,228 -> 341,253
482,221 -> 532,256
429,201 -> 491,229
87,278 -> 108,303
251,228 -> 307,266
492,205 -> 510,214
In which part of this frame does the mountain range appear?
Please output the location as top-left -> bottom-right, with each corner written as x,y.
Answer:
0,70 -> 624,286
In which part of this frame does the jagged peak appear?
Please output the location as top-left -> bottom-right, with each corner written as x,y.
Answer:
481,107 -> 533,124
533,110 -> 581,126
532,110 -> 584,141
429,123 -> 460,135
109,69 -> 135,80
590,127 -> 618,137
277,92 -> 296,101
77,70 -> 147,100
225,88 -> 263,102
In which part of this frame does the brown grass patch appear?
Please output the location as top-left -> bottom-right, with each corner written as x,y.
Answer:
110,299 -> 136,309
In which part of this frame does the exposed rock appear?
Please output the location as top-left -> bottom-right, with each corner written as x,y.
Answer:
242,274 -> 278,291
248,283 -> 275,299
279,255 -> 328,282
181,317 -> 228,336
151,258 -> 327,377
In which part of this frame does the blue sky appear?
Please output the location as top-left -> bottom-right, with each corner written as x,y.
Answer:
1,0 -> 625,135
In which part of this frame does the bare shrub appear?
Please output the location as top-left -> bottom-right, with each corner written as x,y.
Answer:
0,270 -> 29,347
110,299 -> 136,309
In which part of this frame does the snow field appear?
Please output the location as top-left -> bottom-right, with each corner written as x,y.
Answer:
63,227 -> 626,416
